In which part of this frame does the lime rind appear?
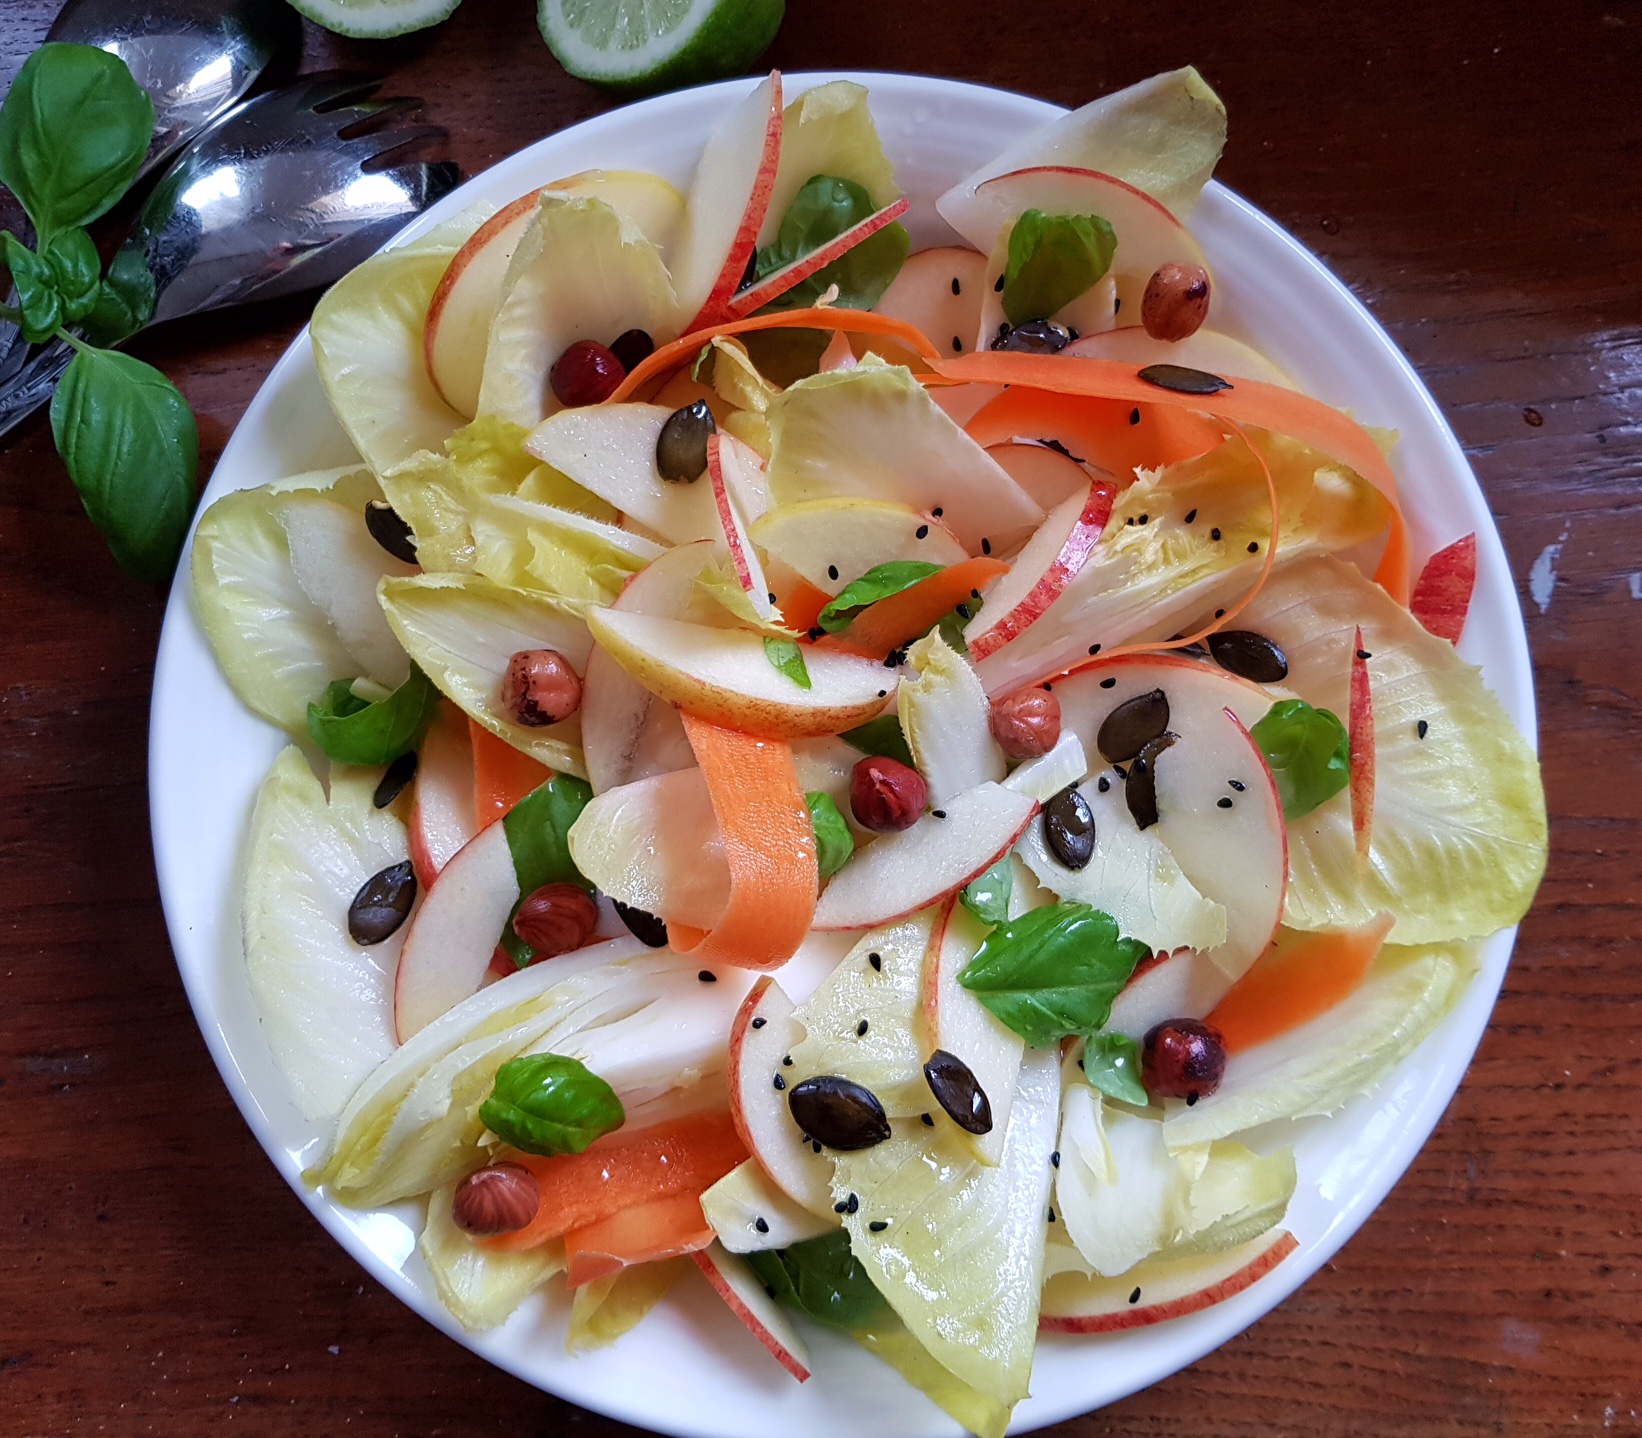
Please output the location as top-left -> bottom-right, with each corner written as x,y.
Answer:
288,0 -> 463,39
537,0 -> 785,95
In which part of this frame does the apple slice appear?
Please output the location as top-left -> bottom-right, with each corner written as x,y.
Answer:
408,700 -> 477,887
1105,947 -> 1235,1040
586,607 -> 894,739
921,898 -> 1024,1165
984,442 -> 1097,510
691,1242 -> 812,1383
1040,1230 -> 1297,1332
425,170 -> 685,418
707,433 -> 776,622
1409,532 -> 1477,644
1063,326 -> 1296,389
965,480 -> 1115,661
749,497 -> 967,598
1054,655 -> 1287,984
672,72 -> 783,330
972,226 -> 1121,352
875,245 -> 989,357
1349,627 -> 1375,864
725,977 -> 837,1216
725,198 -> 910,320
700,1158 -> 837,1252
393,821 -> 517,1041
811,782 -> 1038,930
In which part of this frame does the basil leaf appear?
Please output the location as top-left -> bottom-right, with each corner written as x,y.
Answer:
0,43 -> 153,243
753,174 -> 910,312
307,666 -> 438,765
49,343 -> 197,582
44,227 -> 100,321
817,561 -> 943,634
764,635 -> 813,689
1250,698 -> 1350,818
745,1231 -> 887,1330
960,857 -> 1013,927
1083,1031 -> 1148,1106
807,791 -> 855,881
1002,209 -> 1117,327
479,1053 -> 624,1156
840,714 -> 915,770
81,244 -> 155,344
3,231 -> 62,342
497,773 -> 594,967
957,902 -> 1150,1047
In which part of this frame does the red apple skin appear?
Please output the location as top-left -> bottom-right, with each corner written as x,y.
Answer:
1409,532 -> 1477,644
724,198 -> 911,321
1039,1230 -> 1298,1333
1349,627 -> 1375,864
690,1248 -> 811,1382
972,165 -> 1200,253
725,976 -> 774,1159
687,73 -> 784,331
967,481 -> 1116,661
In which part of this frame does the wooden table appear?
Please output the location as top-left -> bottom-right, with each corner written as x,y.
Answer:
1,0 -> 1636,1432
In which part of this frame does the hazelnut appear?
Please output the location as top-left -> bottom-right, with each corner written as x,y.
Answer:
451,1162 -> 540,1235
1141,1018 -> 1227,1102
990,687 -> 1062,759
849,755 -> 926,832
512,882 -> 599,958
503,648 -> 582,726
1141,263 -> 1212,342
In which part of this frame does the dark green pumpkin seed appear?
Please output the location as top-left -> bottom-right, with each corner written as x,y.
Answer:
614,900 -> 668,947
348,860 -> 416,944
787,1075 -> 890,1151
365,501 -> 417,564
1097,688 -> 1170,763
1208,629 -> 1288,682
923,1049 -> 993,1134
1124,733 -> 1178,830
991,319 -> 1074,354
373,750 -> 418,808
656,400 -> 716,482
1043,786 -> 1095,869
1136,363 -> 1233,395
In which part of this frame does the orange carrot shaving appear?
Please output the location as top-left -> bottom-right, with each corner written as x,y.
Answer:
665,713 -> 817,969
928,351 -> 1410,601
1349,627 -> 1375,864
818,555 -> 1009,658
485,1109 -> 746,1253
773,574 -> 832,634
1206,915 -> 1394,1053
965,388 -> 1225,480
470,719 -> 554,828
608,308 -> 941,403
564,1192 -> 716,1287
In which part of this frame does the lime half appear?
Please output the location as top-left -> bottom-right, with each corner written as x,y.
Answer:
538,0 -> 784,95
287,0 -> 462,38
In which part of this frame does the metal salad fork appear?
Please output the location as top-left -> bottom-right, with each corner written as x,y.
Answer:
0,74 -> 457,439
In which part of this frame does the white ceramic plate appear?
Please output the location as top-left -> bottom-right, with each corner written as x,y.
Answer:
149,72 -> 1534,1436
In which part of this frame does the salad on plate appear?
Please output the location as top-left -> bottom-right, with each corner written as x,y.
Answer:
188,67 -> 1547,1436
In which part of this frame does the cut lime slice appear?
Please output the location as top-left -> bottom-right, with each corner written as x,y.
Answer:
537,0 -> 784,95
287,0 -> 462,38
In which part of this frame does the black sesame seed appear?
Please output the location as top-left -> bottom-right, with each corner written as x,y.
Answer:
751,1016 -> 767,1029
766,1285 -> 778,1299
1186,1092 -> 1199,1106
699,970 -> 717,982
828,564 -> 839,580
868,1220 -> 889,1232
1048,1208 -> 1056,1223
1211,527 -> 1222,541
1129,1287 -> 1142,1305
916,524 -> 929,539
1126,517 -> 1135,527
1248,541 -> 1260,554
1218,797 -> 1234,809
846,1193 -> 859,1214
951,336 -> 963,353
1100,676 -> 1117,689
1051,1150 -> 1061,1168
754,1216 -> 769,1233
834,1199 -> 849,1213
994,273 -> 1005,292
1418,719 -> 1429,739
1229,779 -> 1246,792
1184,508 -> 1198,524
1215,608 -> 1226,618
773,1074 -> 785,1090
869,951 -> 882,971
952,277 -> 962,296
1113,763 -> 1128,778
956,603 -> 971,620
768,591 -> 778,604
932,809 -> 947,819
1097,775 -> 1110,793
921,1112 -> 934,1126
933,507 -> 944,517
809,626 -> 824,640
782,1054 -> 793,1066
1129,407 -> 1140,426
981,538 -> 992,555
877,689 -> 887,698
856,1020 -> 869,1037
813,1140 -> 823,1152
1088,642 -> 1102,656
1357,648 -> 1372,660
1139,513 -> 1149,525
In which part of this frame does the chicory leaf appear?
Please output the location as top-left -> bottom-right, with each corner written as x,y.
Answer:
754,173 -> 909,312
960,857 -> 1013,927
1002,209 -> 1117,327
307,665 -> 438,765
840,713 -> 915,769
745,1230 -> 887,1330
817,560 -> 943,634
1083,1031 -> 1148,1105
807,791 -> 855,881
1250,698 -> 1350,818
478,1052 -> 624,1157
49,342 -> 197,582
0,43 -> 153,242
764,635 -> 813,689
957,902 -> 1150,1046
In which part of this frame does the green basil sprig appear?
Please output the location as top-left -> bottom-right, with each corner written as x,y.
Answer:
753,174 -> 909,313
1082,1031 -> 1149,1105
0,43 -> 197,583
1250,698 -> 1350,818
497,773 -> 595,968
746,1230 -> 888,1330
807,791 -> 855,880
958,902 -> 1150,1047
817,560 -> 943,634
1002,209 -> 1118,327
840,713 -> 915,770
764,635 -> 813,689
960,856 -> 1013,927
307,666 -> 438,766
479,1053 -> 624,1156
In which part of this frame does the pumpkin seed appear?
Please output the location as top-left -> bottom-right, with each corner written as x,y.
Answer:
923,1049 -> 993,1134
348,860 -> 415,945
1136,363 -> 1233,395
787,1075 -> 891,1151
1125,732 -> 1178,830
1097,688 -> 1170,762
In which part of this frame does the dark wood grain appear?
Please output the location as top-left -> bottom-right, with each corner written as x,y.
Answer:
2,0 -> 1638,1433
